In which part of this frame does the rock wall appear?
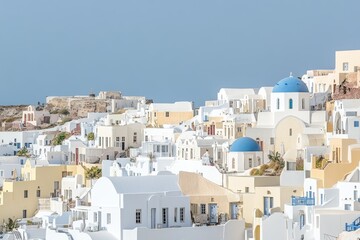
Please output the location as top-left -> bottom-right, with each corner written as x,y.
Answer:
47,97 -> 109,118
70,99 -> 108,117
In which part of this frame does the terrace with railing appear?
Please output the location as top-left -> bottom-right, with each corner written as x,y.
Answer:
291,196 -> 315,206
345,217 -> 360,232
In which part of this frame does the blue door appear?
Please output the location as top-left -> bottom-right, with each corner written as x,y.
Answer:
209,204 -> 218,224
264,197 -> 273,216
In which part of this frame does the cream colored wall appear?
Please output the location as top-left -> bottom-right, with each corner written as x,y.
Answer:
97,124 -> 144,149
179,172 -> 240,219
242,186 -> 303,224
149,111 -> 193,127
225,176 -> 280,194
275,116 -> 305,153
335,50 -> 360,73
329,138 -> 357,163
311,146 -> 360,188
313,74 -> 335,92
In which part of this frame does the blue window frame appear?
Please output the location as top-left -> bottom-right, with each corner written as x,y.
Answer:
289,99 -> 293,109
354,121 -> 359,128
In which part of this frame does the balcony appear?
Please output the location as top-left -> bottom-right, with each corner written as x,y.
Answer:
345,217 -> 360,232
291,196 -> 315,206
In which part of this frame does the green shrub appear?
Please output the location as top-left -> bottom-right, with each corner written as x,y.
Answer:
52,132 -> 70,145
87,132 -> 95,141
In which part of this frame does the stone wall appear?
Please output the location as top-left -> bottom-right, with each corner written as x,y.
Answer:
69,99 -> 108,117
47,97 -> 109,118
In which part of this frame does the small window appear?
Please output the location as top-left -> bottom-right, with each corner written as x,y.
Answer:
300,214 -> 306,229
23,210 -> 27,218
154,112 -> 157,117
232,158 -> 235,169
24,190 -> 28,198
180,208 -> 185,222
289,98 -> 293,109
248,158 -> 252,168
165,112 -> 170,117
200,204 -> 206,214
301,98 -> 305,109
276,98 -> 280,109
270,137 -> 274,145
122,137 -> 125,141
174,208 -> 178,222
245,187 -> 249,193
107,213 -> 111,224
37,189 -> 41,197
354,121 -> 359,128
343,62 -> 349,71
94,213 -> 98,222
116,137 -> 120,141
136,209 -> 141,224
133,136 -> 137,143
289,128 -> 292,136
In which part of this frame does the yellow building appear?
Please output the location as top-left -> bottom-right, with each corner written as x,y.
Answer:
148,102 -> 194,127
179,172 -> 241,224
0,161 -> 98,223
222,175 -> 302,224
242,186 -> 303,224
311,138 -> 360,188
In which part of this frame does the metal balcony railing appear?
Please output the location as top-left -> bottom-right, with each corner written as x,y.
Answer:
345,217 -> 360,232
291,196 -> 315,206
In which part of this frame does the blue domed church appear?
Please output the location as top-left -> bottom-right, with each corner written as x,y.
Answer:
245,75 -> 326,164
271,76 -> 311,124
226,137 -> 263,172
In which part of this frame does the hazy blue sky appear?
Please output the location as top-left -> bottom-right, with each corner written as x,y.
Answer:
1,0 -> 360,106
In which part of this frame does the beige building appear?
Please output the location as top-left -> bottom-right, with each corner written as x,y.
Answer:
96,122 -> 145,152
148,102 -> 194,127
302,50 -> 360,94
311,138 -> 360,188
243,186 -> 303,224
0,161 -> 99,223
222,175 -> 302,224
179,172 -> 241,224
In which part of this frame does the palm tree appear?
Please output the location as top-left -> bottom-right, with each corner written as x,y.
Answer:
267,151 -> 281,163
84,166 -> 102,188
267,151 -> 285,175
3,218 -> 18,232
85,166 -> 101,180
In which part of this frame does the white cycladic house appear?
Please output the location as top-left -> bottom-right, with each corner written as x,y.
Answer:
73,174 -> 192,239
47,173 -> 245,240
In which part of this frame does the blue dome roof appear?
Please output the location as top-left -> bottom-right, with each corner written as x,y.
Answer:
272,76 -> 309,93
230,137 -> 261,152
